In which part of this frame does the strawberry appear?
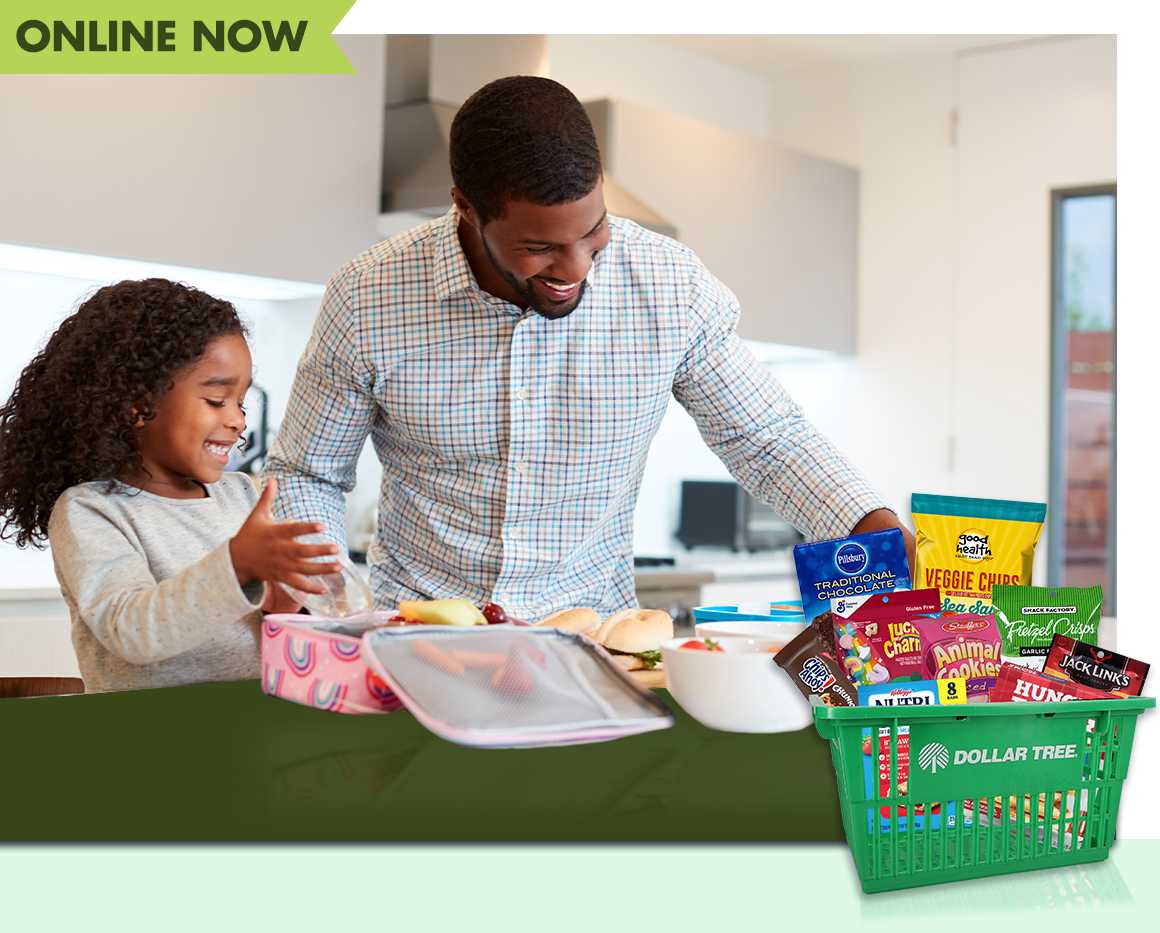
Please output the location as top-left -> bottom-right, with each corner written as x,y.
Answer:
680,638 -> 723,651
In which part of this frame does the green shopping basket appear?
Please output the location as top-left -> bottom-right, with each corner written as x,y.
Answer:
812,697 -> 1154,893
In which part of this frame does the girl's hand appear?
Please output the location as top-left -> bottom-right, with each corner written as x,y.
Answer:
230,478 -> 342,596
260,582 -> 303,615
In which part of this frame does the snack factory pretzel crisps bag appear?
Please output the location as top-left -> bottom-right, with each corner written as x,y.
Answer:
991,584 -> 1103,671
911,494 -> 1046,616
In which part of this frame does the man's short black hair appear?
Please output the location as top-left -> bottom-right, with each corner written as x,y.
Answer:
450,76 -> 603,226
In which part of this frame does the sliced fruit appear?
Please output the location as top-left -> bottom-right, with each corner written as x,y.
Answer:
398,598 -> 487,626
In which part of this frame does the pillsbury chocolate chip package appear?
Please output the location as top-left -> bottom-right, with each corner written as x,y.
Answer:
794,529 -> 912,631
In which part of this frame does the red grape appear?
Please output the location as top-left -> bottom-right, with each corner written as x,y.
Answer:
482,602 -> 508,625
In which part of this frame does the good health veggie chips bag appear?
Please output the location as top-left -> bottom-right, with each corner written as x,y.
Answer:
911,494 -> 1045,617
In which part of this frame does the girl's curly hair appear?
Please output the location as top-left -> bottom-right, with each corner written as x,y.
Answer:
0,278 -> 246,548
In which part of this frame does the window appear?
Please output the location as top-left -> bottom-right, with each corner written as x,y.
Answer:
1049,186 -> 1116,613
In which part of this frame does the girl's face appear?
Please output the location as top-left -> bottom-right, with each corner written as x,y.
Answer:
130,333 -> 252,498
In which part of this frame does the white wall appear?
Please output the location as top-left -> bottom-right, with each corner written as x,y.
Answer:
0,36 -> 385,285
630,37 -> 1115,565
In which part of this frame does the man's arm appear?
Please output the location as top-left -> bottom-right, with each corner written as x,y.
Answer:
261,269 -> 377,550
672,265 -> 902,552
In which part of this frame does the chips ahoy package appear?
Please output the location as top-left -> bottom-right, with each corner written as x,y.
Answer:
793,528 -> 912,632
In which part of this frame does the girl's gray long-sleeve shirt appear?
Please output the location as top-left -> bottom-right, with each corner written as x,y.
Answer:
47,474 -> 266,692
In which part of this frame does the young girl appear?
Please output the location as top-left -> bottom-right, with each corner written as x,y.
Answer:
0,278 -> 340,692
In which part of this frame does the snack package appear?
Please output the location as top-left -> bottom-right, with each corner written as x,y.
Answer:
912,614 -> 1002,700
861,725 -> 955,833
991,584 -> 1103,671
858,677 -> 968,706
989,662 -> 1110,703
911,494 -> 1046,616
793,528 -> 911,635
830,588 -> 941,685
775,624 -> 858,707
1043,635 -> 1150,699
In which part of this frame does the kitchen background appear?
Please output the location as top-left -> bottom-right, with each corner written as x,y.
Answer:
0,34 -> 1115,676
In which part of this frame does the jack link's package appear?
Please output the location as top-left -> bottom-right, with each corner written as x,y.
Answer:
830,588 -> 941,686
1043,635 -> 1150,699
911,494 -> 1046,616
991,584 -> 1103,671
793,528 -> 911,633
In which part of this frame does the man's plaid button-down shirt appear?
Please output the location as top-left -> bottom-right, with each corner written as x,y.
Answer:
265,210 -> 887,619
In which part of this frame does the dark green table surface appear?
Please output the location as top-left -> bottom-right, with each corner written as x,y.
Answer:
0,681 -> 845,841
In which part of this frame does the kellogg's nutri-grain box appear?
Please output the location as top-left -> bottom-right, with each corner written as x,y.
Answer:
911,494 -> 1045,617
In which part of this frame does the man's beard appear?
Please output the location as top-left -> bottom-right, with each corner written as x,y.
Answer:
480,231 -> 588,320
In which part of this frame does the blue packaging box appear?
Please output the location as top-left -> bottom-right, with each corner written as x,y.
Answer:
793,528 -> 912,630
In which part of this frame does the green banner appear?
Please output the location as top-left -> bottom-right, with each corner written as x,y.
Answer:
1,1 -> 357,73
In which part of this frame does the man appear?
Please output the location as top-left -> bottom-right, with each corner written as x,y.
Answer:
264,75 -> 914,619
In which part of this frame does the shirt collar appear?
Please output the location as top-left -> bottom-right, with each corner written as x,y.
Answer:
431,205 -> 610,306
432,207 -> 478,303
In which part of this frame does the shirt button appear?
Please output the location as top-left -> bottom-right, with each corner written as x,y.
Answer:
498,591 -> 511,601
513,460 -> 526,473
515,387 -> 528,401
509,529 -> 520,540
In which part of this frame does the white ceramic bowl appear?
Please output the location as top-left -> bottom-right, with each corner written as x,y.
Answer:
694,619 -> 807,643
660,636 -> 813,733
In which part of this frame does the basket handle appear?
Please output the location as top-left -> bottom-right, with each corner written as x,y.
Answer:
1037,707 -> 1111,735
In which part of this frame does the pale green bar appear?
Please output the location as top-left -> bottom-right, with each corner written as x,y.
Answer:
2,841 -> 1157,928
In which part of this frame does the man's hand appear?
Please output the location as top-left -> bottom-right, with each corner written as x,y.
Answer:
230,478 -> 343,596
850,508 -> 916,578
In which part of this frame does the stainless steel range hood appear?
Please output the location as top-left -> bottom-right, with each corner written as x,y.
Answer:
380,36 -> 677,239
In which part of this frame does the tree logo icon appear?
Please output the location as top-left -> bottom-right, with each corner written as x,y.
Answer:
919,742 -> 950,773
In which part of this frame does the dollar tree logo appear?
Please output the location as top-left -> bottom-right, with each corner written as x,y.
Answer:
919,742 -> 950,773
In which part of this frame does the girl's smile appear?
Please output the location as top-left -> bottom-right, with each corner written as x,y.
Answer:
129,334 -> 252,498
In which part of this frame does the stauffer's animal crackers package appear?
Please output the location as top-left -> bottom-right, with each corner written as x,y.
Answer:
911,494 -> 1046,616
912,614 -> 1003,700
793,528 -> 911,633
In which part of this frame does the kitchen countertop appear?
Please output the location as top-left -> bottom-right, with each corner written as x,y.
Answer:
0,680 -> 845,842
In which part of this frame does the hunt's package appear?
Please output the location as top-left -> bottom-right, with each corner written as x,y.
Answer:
991,584 -> 1103,671
793,528 -> 912,632
912,614 -> 1003,700
1042,635 -> 1150,699
989,662 -> 1111,703
911,494 -> 1046,616
830,588 -> 941,686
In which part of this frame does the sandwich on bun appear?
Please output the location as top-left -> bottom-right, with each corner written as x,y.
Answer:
594,609 -> 673,671
534,607 -> 602,636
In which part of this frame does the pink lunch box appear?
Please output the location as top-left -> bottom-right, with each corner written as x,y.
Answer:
260,614 -> 404,714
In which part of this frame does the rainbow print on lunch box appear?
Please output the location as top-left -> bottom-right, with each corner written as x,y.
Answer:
911,494 -> 1045,617
260,616 -> 403,715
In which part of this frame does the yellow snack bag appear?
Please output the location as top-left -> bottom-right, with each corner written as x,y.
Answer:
911,494 -> 1046,616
